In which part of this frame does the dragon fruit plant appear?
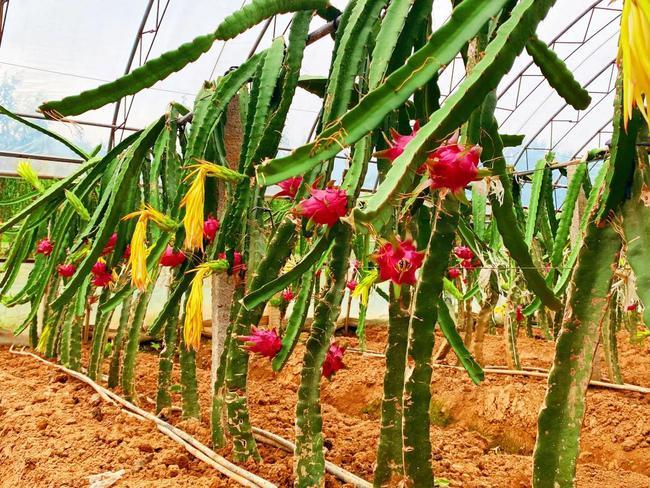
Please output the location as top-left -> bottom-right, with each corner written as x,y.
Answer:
2,1 -> 649,488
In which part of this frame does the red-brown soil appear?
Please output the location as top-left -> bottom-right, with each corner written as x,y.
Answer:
0,326 -> 649,487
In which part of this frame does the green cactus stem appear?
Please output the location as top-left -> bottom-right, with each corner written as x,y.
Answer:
295,224 -> 352,487
155,298 -> 181,413
223,219 -> 297,461
601,297 -> 623,384
532,222 -> 621,487
373,286 -> 411,487
87,287 -> 113,380
402,198 -> 459,487
180,312 -> 201,420
107,292 -> 134,388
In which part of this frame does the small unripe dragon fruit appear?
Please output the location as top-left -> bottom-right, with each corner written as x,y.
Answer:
238,327 -> 282,358
91,260 -> 107,276
453,246 -> 474,260
375,238 -> 424,286
203,216 -> 220,242
36,238 -> 54,256
346,280 -> 358,292
374,121 -> 420,162
322,342 -> 346,380
516,305 -> 524,322
448,267 -> 461,279
426,134 -> 482,193
275,176 -> 303,199
296,187 -> 348,228
122,245 -> 131,260
101,232 -> 118,256
627,303 -> 639,312
57,263 -> 76,277
159,246 -> 185,267
281,288 -> 295,302
92,272 -> 114,287
219,251 -> 245,275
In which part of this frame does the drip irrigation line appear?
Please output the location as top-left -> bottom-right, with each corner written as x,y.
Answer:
344,346 -> 650,394
8,346 -> 276,488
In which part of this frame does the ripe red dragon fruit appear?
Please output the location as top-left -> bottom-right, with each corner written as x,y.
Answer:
238,327 -> 282,358
101,232 -> 118,256
36,238 -> 54,256
275,176 -> 303,199
374,121 -> 420,162
375,238 -> 425,286
159,246 -> 185,267
453,246 -> 474,260
322,342 -> 346,380
57,263 -> 76,277
426,135 -> 482,193
281,288 -> 295,302
346,280 -> 358,292
203,216 -> 220,242
296,187 -> 348,228
448,267 -> 461,279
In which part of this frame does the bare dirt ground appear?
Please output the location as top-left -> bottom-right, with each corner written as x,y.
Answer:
0,325 -> 649,487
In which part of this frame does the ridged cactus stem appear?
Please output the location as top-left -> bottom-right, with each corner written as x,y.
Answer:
471,275 -> 498,366
179,310 -> 201,420
402,198 -> 459,488
58,305 -> 76,365
107,292 -> 134,388
122,284 -> 157,403
87,287 -> 113,380
155,299 -> 181,413
43,306 -> 65,359
532,222 -> 621,487
373,286 -> 411,487
295,224 -> 352,487
67,310 -> 84,372
601,296 -> 623,384
212,285 -> 243,448
224,219 -> 297,461
503,309 -> 521,370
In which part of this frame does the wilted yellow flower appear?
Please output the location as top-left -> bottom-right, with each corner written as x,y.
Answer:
180,159 -> 245,251
619,0 -> 650,127
16,161 -> 44,193
352,269 -> 379,306
184,259 -> 230,350
122,205 -> 177,290
36,324 -> 53,353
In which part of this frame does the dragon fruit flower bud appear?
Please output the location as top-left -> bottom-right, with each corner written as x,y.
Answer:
296,187 -> 348,228
57,263 -> 76,278
238,327 -> 282,358
36,238 -> 54,256
322,342 -> 346,380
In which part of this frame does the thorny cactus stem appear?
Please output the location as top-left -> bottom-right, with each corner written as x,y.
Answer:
373,286 -> 411,487
155,298 -> 181,413
532,223 -> 621,487
87,287 -> 114,380
402,198 -> 459,488
295,224 -> 352,487
107,292 -> 134,388
223,219 -> 297,461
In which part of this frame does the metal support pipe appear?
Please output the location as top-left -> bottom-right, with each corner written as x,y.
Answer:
108,0 -> 156,149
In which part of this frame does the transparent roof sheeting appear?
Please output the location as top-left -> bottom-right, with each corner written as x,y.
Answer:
0,0 -> 622,195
